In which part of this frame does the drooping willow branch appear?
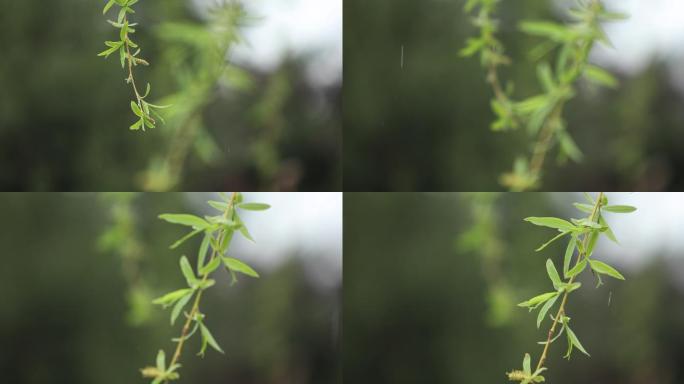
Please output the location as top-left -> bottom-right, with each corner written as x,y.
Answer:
506,192 -> 636,383
142,2 -> 246,191
99,0 -> 169,131
140,192 -> 270,383
461,0 -> 628,191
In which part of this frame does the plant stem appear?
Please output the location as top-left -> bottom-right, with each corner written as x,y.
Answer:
533,192 -> 604,372
164,192 -> 238,382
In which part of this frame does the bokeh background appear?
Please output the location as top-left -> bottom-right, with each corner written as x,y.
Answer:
0,0 -> 341,191
344,192 -> 684,383
0,192 -> 341,384
344,0 -> 684,191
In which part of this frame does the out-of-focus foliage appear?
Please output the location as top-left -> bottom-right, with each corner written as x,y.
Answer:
0,0 -> 340,191
344,192 -> 684,383
343,0 -> 684,191
0,193 -> 340,384
462,0 -> 628,191
99,192 -> 154,326
456,192 -> 515,327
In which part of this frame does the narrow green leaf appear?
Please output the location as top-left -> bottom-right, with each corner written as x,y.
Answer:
197,233 -> 211,271
589,259 -> 625,280
535,231 -> 569,252
572,203 -> 593,213
170,228 -> 202,250
170,291 -> 193,325
518,292 -> 557,308
156,349 -> 165,372
238,202 -> 271,211
584,65 -> 618,88
222,257 -> 259,278
599,216 -> 617,243
199,256 -> 221,276
519,20 -> 574,41
152,288 -> 193,307
523,353 -> 531,375
603,205 -> 637,213
180,256 -> 198,287
130,101 -> 143,117
566,326 -> 590,357
524,217 -> 577,232
207,200 -> 229,211
103,0 -> 117,15
563,236 -> 576,278
546,259 -> 562,289
586,230 -> 599,257
199,323 -> 224,354
159,214 -> 210,230
129,119 -> 142,130
566,259 -> 587,279
537,294 -> 558,328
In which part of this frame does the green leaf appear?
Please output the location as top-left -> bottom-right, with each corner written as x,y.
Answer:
170,291 -> 193,325
199,323 -> 224,354
97,44 -> 120,58
156,349 -> 165,372
130,101 -> 143,117
599,216 -> 617,243
524,217 -> 577,232
535,231 -> 569,252
589,259 -> 625,280
584,65 -> 618,89
563,236 -> 576,278
152,288 -> 193,307
566,326 -> 590,357
573,203 -> 593,214
546,259 -> 562,289
103,0 -> 117,15
523,353 -> 531,375
199,256 -> 221,276
238,202 -> 271,211
536,62 -> 556,92
197,233 -> 212,271
518,292 -> 558,309
603,205 -> 637,213
519,20 -> 574,42
159,214 -> 210,230
119,46 -> 126,68
222,257 -> 259,278
170,228 -> 202,250
586,230 -> 600,257
130,119 -> 143,131
566,259 -> 587,279
219,229 -> 234,254
207,200 -> 229,211
180,255 -> 198,287
537,294 -> 558,328
559,131 -> 583,162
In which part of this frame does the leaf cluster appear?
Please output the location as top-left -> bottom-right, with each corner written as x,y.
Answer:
141,192 -> 270,383
461,1 -> 628,190
99,0 -> 169,130
507,193 -> 635,382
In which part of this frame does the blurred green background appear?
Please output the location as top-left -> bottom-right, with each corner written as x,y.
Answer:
344,192 -> 684,383
343,0 -> 684,191
0,0 -> 341,191
0,192 -> 341,384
